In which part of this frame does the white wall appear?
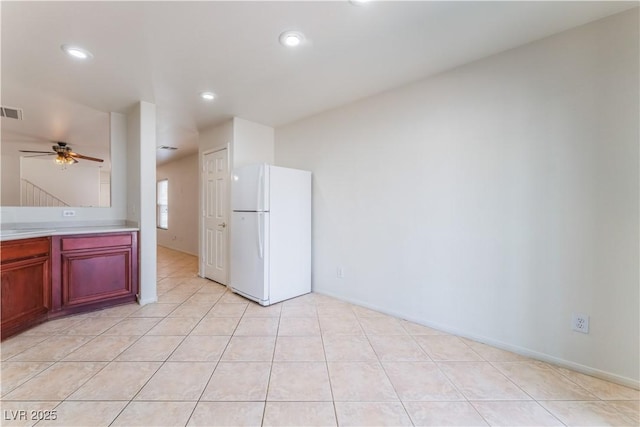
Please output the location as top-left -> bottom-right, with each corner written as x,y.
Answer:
197,118 -> 275,277
199,120 -> 233,154
99,170 -> 111,207
1,104 -> 158,306
197,116 -> 274,170
233,117 -> 274,168
1,139 -> 111,208
1,147 -> 22,206
109,113 -> 128,220
275,10 -> 639,386
156,153 -> 199,255
1,112 -> 127,223
126,102 -> 157,305
21,157 -> 101,207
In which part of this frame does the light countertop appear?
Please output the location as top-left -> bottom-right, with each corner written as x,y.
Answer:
0,224 -> 139,242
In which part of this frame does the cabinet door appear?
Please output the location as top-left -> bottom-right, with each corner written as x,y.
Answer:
50,232 -> 138,315
61,247 -> 133,308
1,255 -> 50,339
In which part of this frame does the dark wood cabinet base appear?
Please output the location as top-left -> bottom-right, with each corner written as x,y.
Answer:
51,232 -> 139,317
1,237 -> 51,340
1,231 -> 139,340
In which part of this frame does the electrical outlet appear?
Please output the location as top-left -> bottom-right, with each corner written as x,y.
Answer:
572,313 -> 589,334
336,267 -> 344,279
62,210 -> 76,217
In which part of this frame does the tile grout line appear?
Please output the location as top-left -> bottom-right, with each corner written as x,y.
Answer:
317,302 -> 340,427
107,270 -> 202,424
108,271 -> 208,425
260,303 -> 282,426
162,280 -> 232,426
9,303 -> 164,425
424,337 -> 496,427
484,359 -> 587,426
354,310 -> 415,427
6,248 -> 638,426
3,323 -> 130,403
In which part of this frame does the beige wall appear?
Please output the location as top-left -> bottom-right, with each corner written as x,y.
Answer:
275,10 -> 639,386
21,157 -> 101,207
197,118 -> 275,277
1,112 -> 128,223
156,153 -> 199,255
233,117 -> 274,168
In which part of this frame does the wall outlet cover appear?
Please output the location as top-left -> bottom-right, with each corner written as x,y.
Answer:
572,313 -> 590,334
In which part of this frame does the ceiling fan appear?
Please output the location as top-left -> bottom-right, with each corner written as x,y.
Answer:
19,141 -> 104,165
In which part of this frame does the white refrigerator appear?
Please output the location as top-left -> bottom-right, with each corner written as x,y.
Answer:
230,163 -> 311,306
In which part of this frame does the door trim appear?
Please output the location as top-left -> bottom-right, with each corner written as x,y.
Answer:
199,144 -> 231,285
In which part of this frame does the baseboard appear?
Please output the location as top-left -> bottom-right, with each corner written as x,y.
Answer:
157,244 -> 198,257
136,295 -> 158,306
314,289 -> 640,390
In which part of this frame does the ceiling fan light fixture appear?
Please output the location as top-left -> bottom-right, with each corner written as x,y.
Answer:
21,142 -> 103,165
279,31 -> 305,48
61,44 -> 93,60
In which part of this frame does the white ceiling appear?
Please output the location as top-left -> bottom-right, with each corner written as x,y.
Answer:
1,1 -> 636,164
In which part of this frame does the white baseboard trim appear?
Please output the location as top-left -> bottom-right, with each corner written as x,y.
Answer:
136,295 -> 158,306
314,289 -> 640,390
157,244 -> 198,257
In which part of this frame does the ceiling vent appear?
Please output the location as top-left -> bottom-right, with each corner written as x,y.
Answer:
0,106 -> 23,120
158,145 -> 178,150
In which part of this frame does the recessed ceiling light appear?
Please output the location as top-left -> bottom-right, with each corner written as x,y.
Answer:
349,0 -> 370,5
61,44 -> 93,60
200,91 -> 216,101
279,31 -> 305,48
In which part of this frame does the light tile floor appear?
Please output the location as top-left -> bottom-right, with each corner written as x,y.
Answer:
1,246 -> 638,426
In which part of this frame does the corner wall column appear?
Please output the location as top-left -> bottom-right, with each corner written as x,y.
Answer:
127,101 -> 157,305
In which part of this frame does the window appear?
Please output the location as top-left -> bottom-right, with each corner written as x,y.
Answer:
157,179 -> 168,229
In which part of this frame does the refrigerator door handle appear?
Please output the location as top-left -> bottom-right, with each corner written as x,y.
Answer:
258,212 -> 264,259
257,165 -> 264,212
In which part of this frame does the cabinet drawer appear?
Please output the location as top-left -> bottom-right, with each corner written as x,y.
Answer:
1,237 -> 50,263
60,234 -> 132,251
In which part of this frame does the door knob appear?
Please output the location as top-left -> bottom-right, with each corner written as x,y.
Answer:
219,222 -> 226,228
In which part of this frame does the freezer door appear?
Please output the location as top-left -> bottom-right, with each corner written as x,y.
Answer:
230,211 -> 270,304
231,163 -> 270,212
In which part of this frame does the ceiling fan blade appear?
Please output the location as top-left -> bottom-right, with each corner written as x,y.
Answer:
23,153 -> 56,158
69,152 -> 104,162
19,150 -> 54,154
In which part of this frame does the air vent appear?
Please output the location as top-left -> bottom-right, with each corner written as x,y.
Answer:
158,145 -> 178,150
0,106 -> 23,120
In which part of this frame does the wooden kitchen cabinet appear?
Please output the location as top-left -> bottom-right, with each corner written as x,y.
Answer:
1,237 -> 51,339
51,232 -> 139,316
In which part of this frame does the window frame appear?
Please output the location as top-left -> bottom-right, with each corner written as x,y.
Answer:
157,179 -> 168,230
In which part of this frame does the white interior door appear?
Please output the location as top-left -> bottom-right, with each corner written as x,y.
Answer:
204,148 -> 228,284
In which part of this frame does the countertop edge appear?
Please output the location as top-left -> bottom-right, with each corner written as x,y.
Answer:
0,226 -> 139,242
